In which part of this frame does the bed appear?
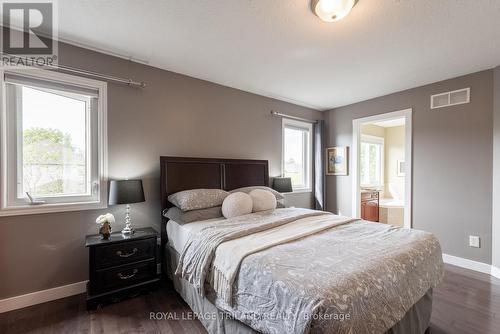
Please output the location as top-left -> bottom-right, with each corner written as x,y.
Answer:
160,156 -> 443,334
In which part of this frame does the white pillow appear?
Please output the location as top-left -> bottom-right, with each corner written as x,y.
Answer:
230,186 -> 284,200
249,189 -> 277,212
222,192 -> 253,219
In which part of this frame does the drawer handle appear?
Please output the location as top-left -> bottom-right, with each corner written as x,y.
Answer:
117,269 -> 139,280
116,248 -> 138,258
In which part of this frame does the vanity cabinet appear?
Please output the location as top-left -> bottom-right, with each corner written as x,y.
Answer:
361,191 -> 379,222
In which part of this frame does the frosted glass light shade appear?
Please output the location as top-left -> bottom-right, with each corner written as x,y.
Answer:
313,0 -> 357,22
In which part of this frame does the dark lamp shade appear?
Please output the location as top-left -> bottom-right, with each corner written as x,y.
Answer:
272,177 -> 293,193
108,180 -> 145,205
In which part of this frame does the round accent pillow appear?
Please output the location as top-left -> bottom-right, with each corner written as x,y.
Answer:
222,192 -> 253,219
249,189 -> 277,212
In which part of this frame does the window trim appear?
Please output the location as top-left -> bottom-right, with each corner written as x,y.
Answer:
359,134 -> 384,188
281,118 -> 313,192
0,69 -> 108,216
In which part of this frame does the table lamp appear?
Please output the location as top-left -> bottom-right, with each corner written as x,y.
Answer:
272,177 -> 293,193
109,179 -> 145,235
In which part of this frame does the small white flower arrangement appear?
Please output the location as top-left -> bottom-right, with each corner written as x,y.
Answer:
96,213 -> 115,239
96,213 -> 115,225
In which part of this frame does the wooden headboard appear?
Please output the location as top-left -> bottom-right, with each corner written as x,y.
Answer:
159,156 -> 269,252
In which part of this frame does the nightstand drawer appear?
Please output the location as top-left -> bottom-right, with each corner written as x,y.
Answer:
94,238 -> 155,269
93,260 -> 156,294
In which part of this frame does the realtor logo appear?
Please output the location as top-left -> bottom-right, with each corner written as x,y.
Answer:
1,0 -> 58,66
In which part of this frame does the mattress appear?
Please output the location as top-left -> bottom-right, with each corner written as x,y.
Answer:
166,218 -> 221,252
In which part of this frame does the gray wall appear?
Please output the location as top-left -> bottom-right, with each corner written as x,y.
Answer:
493,66 -> 500,269
0,43 -> 322,299
326,70 -> 494,264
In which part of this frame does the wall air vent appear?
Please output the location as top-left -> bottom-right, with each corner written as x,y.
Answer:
431,88 -> 470,109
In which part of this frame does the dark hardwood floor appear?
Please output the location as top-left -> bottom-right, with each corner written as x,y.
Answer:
429,265 -> 500,334
1,264 -> 499,334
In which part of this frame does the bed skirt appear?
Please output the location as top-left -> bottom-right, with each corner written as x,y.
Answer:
165,245 -> 432,334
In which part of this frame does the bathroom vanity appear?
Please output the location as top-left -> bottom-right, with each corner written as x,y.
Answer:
361,190 -> 379,222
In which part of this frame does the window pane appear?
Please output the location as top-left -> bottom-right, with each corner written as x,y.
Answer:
368,143 -> 377,183
284,127 -> 305,187
360,141 -> 382,186
20,86 -> 89,198
360,143 -> 368,185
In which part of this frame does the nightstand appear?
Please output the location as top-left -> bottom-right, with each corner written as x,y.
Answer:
85,227 -> 160,310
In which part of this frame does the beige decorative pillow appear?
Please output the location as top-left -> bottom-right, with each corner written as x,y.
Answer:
249,189 -> 277,212
230,186 -> 285,200
222,192 -> 253,219
168,189 -> 229,211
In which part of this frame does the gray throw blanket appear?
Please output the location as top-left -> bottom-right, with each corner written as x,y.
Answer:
175,208 -> 328,296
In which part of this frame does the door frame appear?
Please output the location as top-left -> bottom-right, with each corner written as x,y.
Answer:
352,108 -> 412,228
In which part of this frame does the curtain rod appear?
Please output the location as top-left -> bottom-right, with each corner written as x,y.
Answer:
0,53 -> 146,88
270,110 -> 318,123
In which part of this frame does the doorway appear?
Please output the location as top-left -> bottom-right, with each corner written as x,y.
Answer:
352,109 -> 412,228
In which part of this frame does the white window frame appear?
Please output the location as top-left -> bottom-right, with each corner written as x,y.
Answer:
281,118 -> 313,192
359,134 -> 384,188
0,69 -> 108,216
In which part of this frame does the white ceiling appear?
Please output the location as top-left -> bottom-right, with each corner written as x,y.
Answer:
57,0 -> 500,110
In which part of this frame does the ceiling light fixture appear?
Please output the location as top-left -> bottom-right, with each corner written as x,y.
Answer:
311,0 -> 358,22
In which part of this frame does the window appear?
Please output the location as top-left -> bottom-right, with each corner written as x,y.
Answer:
360,135 -> 384,187
282,118 -> 312,191
1,69 -> 107,215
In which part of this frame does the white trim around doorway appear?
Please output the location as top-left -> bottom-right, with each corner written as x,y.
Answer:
352,109 -> 413,228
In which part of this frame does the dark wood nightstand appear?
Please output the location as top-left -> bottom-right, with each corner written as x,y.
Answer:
85,227 -> 160,310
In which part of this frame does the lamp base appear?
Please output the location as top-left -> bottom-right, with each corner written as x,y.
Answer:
121,204 -> 135,235
121,226 -> 135,235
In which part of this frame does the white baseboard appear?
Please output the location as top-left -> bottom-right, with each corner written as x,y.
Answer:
442,253 -> 492,274
0,281 -> 87,314
491,266 -> 500,279
443,254 -> 500,278
442,253 -> 500,280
